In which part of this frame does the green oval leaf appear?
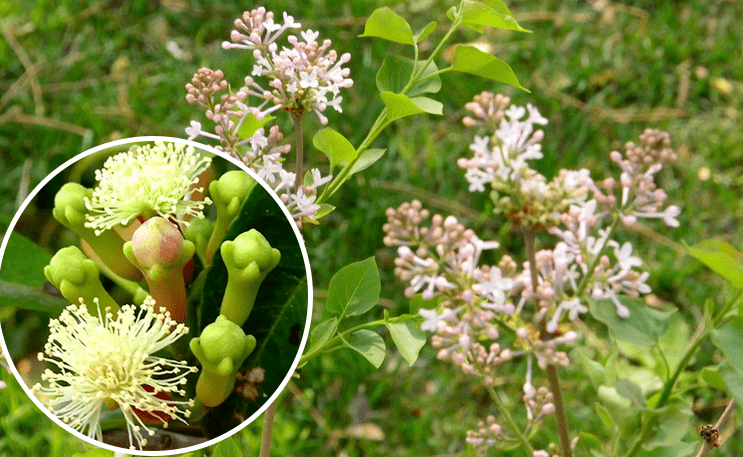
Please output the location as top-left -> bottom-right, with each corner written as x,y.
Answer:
344,329 -> 385,368
381,92 -> 443,123
451,45 -> 528,91
384,313 -> 426,366
460,0 -> 530,33
312,127 -> 357,171
616,378 -> 646,407
376,55 -> 441,96
712,316 -> 743,373
349,149 -> 386,176
326,257 -> 380,317
687,238 -> 743,288
359,7 -> 414,45
236,113 -> 275,141
307,317 -> 338,353
588,297 -> 674,346
574,432 -> 604,457
212,437 -> 243,457
414,21 -> 438,43
721,364 -> 743,406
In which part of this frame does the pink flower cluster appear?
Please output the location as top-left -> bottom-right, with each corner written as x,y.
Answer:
185,7 -> 349,228
223,7 -> 353,125
384,92 -> 681,452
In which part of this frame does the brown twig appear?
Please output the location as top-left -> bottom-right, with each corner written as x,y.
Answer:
695,400 -> 735,457
259,399 -> 278,457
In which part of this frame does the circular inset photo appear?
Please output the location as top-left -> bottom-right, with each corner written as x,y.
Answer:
0,137 -> 311,454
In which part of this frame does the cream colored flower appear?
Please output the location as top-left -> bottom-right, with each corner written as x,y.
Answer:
84,141 -> 212,235
33,297 -> 198,450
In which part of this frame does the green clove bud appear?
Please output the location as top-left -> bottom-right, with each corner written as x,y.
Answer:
53,182 -> 140,280
190,315 -> 256,407
205,171 -> 255,265
220,229 -> 280,326
44,246 -> 120,316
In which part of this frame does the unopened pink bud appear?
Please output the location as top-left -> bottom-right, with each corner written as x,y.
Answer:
130,217 -> 184,269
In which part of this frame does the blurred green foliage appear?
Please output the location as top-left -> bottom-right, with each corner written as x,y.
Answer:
2,0 -> 743,455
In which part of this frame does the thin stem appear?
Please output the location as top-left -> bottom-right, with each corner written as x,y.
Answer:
298,317 -> 393,366
695,399 -> 735,457
292,111 -> 304,190
575,215 -> 620,297
524,226 -> 573,457
485,384 -> 534,456
259,399 -> 278,457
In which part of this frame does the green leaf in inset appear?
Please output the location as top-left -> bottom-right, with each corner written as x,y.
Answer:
359,7 -> 414,45
326,257 -> 380,317
0,232 -> 52,289
313,128 -> 357,171
349,149 -> 386,176
381,92 -> 443,123
616,378 -> 646,407
384,312 -> 426,366
376,56 -> 441,96
574,432 -> 604,457
451,45 -> 528,91
0,280 -> 67,312
344,329 -> 385,368
414,21 -> 438,43
308,317 -> 338,353
212,437 -> 243,457
460,0 -> 530,33
687,238 -> 743,288
588,297 -> 674,346
712,316 -> 743,373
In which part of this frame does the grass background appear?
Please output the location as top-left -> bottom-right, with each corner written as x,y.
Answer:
1,0 -> 742,455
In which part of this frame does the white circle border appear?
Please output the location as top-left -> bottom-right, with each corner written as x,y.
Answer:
0,136 -> 314,456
